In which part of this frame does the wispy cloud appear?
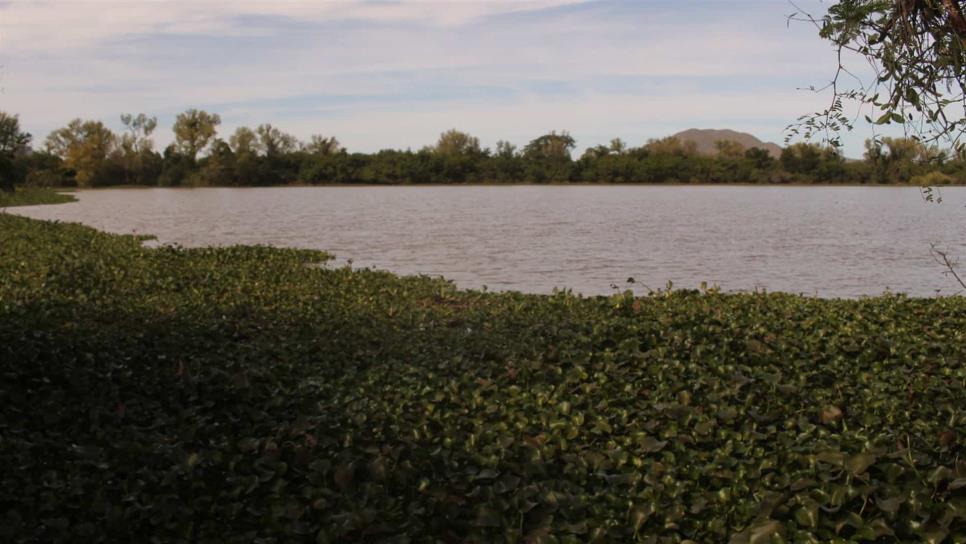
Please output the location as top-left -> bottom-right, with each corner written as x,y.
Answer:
0,0 -> 884,155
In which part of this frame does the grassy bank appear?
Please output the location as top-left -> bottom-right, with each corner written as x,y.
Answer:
2,214 -> 965,542
0,188 -> 76,208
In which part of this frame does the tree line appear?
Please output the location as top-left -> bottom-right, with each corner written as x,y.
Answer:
1,109 -> 965,191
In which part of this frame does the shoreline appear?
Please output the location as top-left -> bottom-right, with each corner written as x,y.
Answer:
46,181 -> 966,190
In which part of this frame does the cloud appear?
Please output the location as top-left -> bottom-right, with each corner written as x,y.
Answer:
1,0 -> 881,155
0,0 -> 589,53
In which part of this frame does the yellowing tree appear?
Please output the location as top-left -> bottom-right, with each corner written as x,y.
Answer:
714,140 -> 746,159
173,109 -> 221,160
434,129 -> 481,156
644,137 -> 697,157
45,119 -> 116,187
229,127 -> 258,157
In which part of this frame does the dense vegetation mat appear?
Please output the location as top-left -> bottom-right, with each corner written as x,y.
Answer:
0,189 -> 75,208
1,213 -> 966,542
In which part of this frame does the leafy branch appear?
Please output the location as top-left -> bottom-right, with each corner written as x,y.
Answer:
786,0 -> 966,152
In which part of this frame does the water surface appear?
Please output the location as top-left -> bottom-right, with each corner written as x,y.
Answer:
12,186 -> 966,297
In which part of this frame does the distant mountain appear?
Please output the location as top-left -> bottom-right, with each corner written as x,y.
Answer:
670,128 -> 783,158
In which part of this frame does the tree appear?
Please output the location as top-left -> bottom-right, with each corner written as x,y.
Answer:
581,145 -> 612,160
637,138 -> 701,182
780,142 -> 846,182
434,129 -> 481,156
744,147 -> 775,170
790,0 -> 966,150
120,113 -> 157,155
609,138 -> 627,155
303,134 -> 342,156
865,136 -> 927,182
229,127 -> 258,157
714,140 -> 746,159
644,137 -> 697,157
119,113 -> 157,184
494,140 -> 517,159
194,139 -> 236,186
0,112 -> 32,192
158,145 -> 193,187
45,119 -> 116,187
255,124 -> 298,157
523,131 -> 576,160
173,109 -> 221,160
521,131 -> 576,182
780,142 -> 824,174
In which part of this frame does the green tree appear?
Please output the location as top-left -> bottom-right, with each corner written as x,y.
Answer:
173,109 -> 221,161
876,136 -> 927,182
120,113 -> 157,155
487,141 -> 522,181
781,142 -> 823,174
119,113 -> 158,184
229,129 -> 263,186
637,138 -> 701,182
714,140 -> 745,159
194,139 -> 236,186
609,138 -> 627,155
0,112 -> 32,192
521,131 -> 576,182
45,119 -> 116,187
744,147 -> 775,170
494,140 -> 517,159
255,124 -> 298,157
580,145 -> 612,160
228,127 -> 258,157
644,137 -> 697,157
303,134 -> 342,156
523,131 -> 576,161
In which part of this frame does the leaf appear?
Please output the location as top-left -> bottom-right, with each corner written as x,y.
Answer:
334,462 -> 354,491
875,112 -> 893,125
473,468 -> 499,481
629,503 -> 653,532
793,501 -> 818,528
846,452 -> 876,475
238,438 -> 260,452
877,496 -> 902,513
471,506 -> 502,528
748,520 -> 784,544
819,405 -> 843,424
638,436 -> 667,453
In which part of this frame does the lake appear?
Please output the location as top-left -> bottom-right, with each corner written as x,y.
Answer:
10,185 -> 966,297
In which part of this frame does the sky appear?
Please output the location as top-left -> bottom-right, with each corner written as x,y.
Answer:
0,0 -> 895,157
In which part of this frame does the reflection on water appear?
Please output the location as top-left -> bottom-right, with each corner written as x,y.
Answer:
12,185 -> 966,297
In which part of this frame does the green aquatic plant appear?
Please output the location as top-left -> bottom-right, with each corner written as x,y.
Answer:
1,214 -> 965,542
0,188 -> 75,208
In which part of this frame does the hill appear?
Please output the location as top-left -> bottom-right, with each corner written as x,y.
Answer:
671,128 -> 784,158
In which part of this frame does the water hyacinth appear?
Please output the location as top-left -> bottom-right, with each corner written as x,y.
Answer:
1,213 -> 965,542
0,188 -> 75,208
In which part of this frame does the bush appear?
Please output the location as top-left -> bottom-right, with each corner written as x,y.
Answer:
912,170 -> 956,186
